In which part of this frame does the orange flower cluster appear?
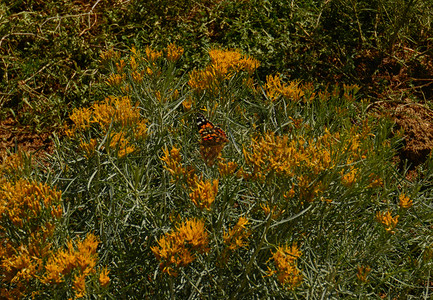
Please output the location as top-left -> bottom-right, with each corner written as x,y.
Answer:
161,146 -> 187,182
398,193 -> 413,209
267,244 -> 303,290
42,234 -> 104,298
223,217 -> 251,251
188,48 -> 260,93
0,178 -> 62,229
241,128 -> 371,201
151,218 -> 209,276
242,131 -> 334,180
376,210 -> 399,233
166,43 -> 184,62
189,178 -> 219,210
66,96 -> 148,158
264,74 -> 306,102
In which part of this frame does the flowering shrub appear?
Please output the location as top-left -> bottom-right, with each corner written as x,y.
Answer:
0,154 -> 109,299
3,45 -> 430,298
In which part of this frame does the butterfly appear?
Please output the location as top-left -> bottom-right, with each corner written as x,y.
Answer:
197,113 -> 228,165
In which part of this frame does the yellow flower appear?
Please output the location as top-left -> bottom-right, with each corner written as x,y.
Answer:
99,267 -> 110,287
376,210 -> 399,233
399,193 -> 413,209
109,132 -> 135,158
176,219 -> 210,253
151,218 -> 209,276
341,166 -> 358,186
189,178 -> 219,210
99,48 -> 120,62
218,159 -> 238,176
223,217 -> 251,251
42,233 -> 100,293
145,46 -> 163,62
115,59 -> 126,73
267,244 -> 303,290
79,139 -> 98,158
166,43 -> 184,62
69,107 -> 92,132
161,146 -> 186,181
188,48 -> 259,93
73,274 -> 86,299
264,74 -> 304,102
260,203 -> 284,219
130,56 -> 137,71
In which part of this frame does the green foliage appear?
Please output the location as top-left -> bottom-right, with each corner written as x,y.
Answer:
1,0 -> 432,130
35,47 -> 433,298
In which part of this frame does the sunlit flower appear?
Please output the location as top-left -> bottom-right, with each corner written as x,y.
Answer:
145,46 -> 163,62
106,73 -> 126,86
99,267 -> 110,288
99,48 -> 121,62
189,178 -> 219,210
161,146 -> 186,181
376,210 -> 399,233
132,70 -> 145,82
341,166 -> 358,186
73,274 -> 86,299
43,234 -> 99,287
398,193 -> 413,209
260,203 -> 284,220
242,132 -> 335,181
176,219 -> 210,253
223,217 -> 251,251
130,56 -> 138,71
218,159 -> 238,176
264,74 -> 305,102
151,218 -> 209,276
109,132 -> 135,158
267,244 -> 303,290
116,59 -> 126,73
0,179 -> 62,227
166,43 -> 184,62
69,107 -> 92,132
80,138 -> 98,158
188,48 -> 259,93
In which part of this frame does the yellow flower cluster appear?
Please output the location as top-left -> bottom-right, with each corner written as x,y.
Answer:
241,128 -> 370,201
0,178 -> 62,228
151,218 -> 209,276
166,43 -> 184,62
66,96 -> 148,158
42,234 -> 105,298
218,159 -> 238,177
398,193 -> 413,209
267,244 -> 303,290
223,217 -> 251,251
188,48 -> 260,93
264,74 -> 306,102
144,45 -> 163,62
189,178 -> 219,210
0,151 -> 29,179
109,132 -> 136,158
242,131 -> 334,180
376,210 -> 399,233
161,146 -> 186,181
99,48 -> 121,63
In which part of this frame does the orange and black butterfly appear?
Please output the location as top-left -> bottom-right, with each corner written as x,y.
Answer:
197,113 -> 228,165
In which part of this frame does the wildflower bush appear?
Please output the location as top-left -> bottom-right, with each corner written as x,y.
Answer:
0,152 -> 110,299
2,44 -> 433,298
